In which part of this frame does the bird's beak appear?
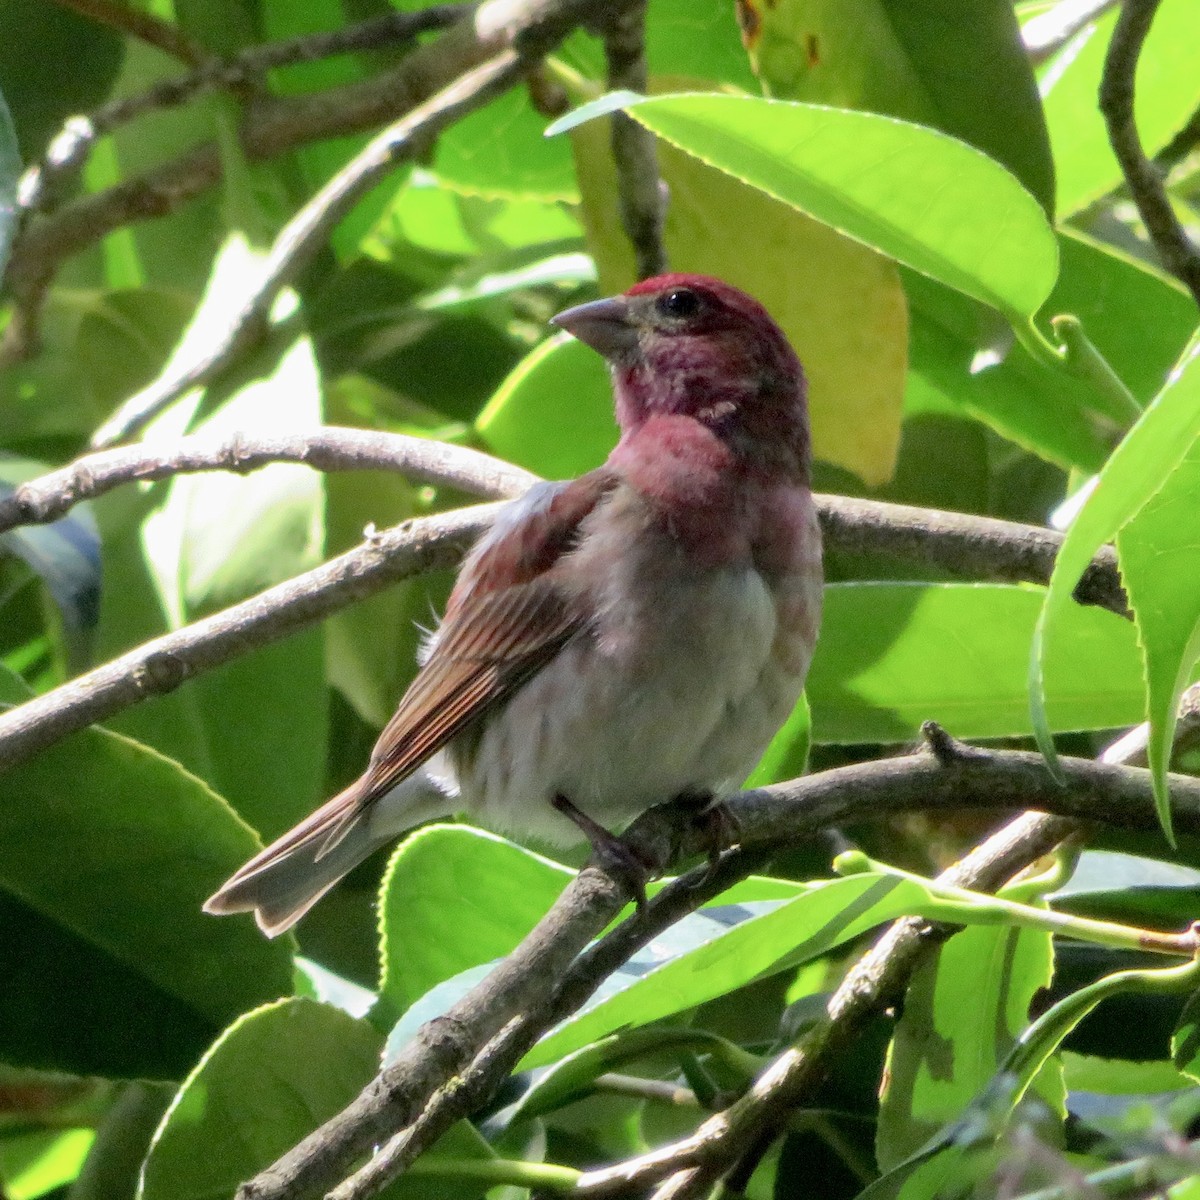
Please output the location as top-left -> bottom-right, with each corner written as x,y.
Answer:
551,296 -> 639,358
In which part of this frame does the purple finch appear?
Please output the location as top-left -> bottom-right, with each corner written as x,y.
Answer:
205,274 -> 823,936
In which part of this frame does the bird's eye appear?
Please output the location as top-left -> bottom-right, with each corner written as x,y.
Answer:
656,288 -> 701,320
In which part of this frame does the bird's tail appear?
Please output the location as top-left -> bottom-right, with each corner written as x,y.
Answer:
204,771 -> 451,937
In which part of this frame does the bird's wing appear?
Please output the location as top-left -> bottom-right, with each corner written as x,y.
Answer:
350,468 -> 619,816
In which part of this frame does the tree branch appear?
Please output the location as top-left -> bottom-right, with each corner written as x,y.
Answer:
0,427 -> 535,537
816,492 -> 1126,616
601,710 -> 1183,1200
2,0 -> 625,365
241,746 -> 1200,1200
19,6 -> 466,217
0,427 -> 1130,774
1099,0 -> 1200,307
0,427 -> 1127,610
598,0 -> 667,280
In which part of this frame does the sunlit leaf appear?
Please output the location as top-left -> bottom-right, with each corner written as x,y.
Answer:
1033,333 -> 1200,842
555,92 -> 1058,321
572,111 -> 908,483
811,583 -> 1144,745
739,0 -> 1054,212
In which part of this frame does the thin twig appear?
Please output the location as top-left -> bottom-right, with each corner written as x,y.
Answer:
1099,0 -> 1200,307
51,0 -> 211,66
19,6 -> 466,217
0,427 -> 536,537
599,0 -> 667,280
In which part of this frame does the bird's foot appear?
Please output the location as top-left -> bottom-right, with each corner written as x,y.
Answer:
552,794 -> 657,909
671,792 -> 740,885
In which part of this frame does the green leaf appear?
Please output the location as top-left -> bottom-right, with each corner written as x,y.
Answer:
476,335 -> 619,480
0,289 -> 196,446
502,1027 -> 759,1126
370,170 -> 583,260
862,955 -> 1200,1200
0,1129 -> 93,1200
1063,1050 -> 1195,1096
1118,439 -> 1200,860
383,881 -> 806,1072
745,692 -> 811,786
739,0 -> 1054,213
0,664 -> 293,1079
435,85 -> 579,201
519,871 -> 1037,1070
1052,230 -> 1197,410
377,826 -> 574,1022
809,583 -> 1144,745
0,88 -> 19,281
141,997 -> 500,1200
140,289 -> 328,837
905,270 -> 1110,470
1041,0 -> 1200,217
644,0 -> 759,91
877,920 -> 1061,1170
139,999 -> 381,1200
100,42 -> 226,296
559,92 -> 1058,321
904,233 -> 1196,470
1033,333 -> 1200,842
1173,989 -> 1200,1083
0,4 -> 121,164
323,465 -> 420,727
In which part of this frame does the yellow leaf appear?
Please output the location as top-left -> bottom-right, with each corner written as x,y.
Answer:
572,117 -> 907,485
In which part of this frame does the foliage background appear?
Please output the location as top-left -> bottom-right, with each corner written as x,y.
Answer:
2,0 -> 1200,1198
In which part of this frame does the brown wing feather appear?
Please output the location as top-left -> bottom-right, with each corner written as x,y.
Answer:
349,468 -> 619,811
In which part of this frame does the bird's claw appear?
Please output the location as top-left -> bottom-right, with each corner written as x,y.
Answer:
552,793 -> 657,910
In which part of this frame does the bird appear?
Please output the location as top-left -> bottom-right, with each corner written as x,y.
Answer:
204,273 -> 823,937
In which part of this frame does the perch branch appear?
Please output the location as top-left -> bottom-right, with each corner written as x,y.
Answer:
609,710 -> 1188,1199
243,746 -> 1200,1200
1099,0 -> 1200,307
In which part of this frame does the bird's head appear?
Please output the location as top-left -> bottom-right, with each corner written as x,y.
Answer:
552,274 -> 808,479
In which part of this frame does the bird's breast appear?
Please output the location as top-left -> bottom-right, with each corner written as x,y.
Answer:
451,482 -> 821,845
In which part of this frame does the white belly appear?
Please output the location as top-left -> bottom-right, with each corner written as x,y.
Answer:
449,548 -> 813,846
